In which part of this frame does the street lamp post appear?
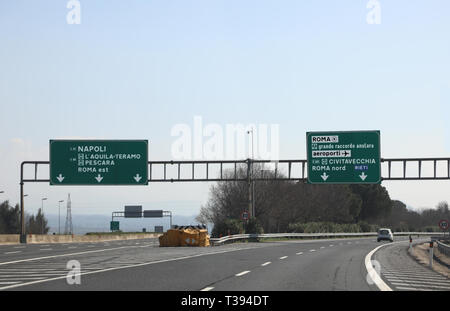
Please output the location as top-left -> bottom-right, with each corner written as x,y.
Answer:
41,198 -> 47,234
247,128 -> 256,218
58,200 -> 64,235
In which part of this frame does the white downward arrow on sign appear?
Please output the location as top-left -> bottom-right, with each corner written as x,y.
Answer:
134,174 -> 142,182
56,174 -> 65,183
95,174 -> 103,183
359,172 -> 368,181
321,173 -> 329,181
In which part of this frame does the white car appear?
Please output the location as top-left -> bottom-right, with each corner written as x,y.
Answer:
377,228 -> 394,242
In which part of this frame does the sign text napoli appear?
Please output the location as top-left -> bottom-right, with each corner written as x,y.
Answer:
50,140 -> 148,185
307,131 -> 381,184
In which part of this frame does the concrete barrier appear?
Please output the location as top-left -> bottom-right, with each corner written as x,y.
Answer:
0,235 -> 20,245
29,233 -> 161,244
0,233 -> 161,244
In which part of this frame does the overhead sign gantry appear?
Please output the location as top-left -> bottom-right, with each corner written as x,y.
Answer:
17,134 -> 450,243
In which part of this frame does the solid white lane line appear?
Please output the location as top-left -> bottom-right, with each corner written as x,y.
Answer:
261,262 -> 271,266
235,271 -> 251,277
201,287 -> 214,291
296,252 -> 303,255
13,246 -> 25,249
0,277 -> 46,281
0,245 -> 144,266
0,274 -> 66,277
279,256 -> 288,260
0,281 -> 20,285
4,251 -> 21,255
39,249 -> 52,251
364,242 -> 398,291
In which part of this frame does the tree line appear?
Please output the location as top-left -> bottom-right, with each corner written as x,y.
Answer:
196,165 -> 450,237
0,200 -> 49,234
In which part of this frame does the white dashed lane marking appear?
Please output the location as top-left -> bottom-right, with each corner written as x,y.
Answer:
279,256 -> 288,260
235,271 -> 251,277
261,262 -> 271,266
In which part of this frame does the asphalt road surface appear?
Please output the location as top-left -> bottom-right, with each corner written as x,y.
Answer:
0,236 -> 448,291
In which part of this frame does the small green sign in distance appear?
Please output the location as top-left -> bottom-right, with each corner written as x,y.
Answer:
306,131 -> 381,184
110,221 -> 120,231
50,140 -> 148,185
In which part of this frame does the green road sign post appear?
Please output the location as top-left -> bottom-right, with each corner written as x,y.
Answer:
110,221 -> 120,231
50,140 -> 148,185
307,131 -> 381,184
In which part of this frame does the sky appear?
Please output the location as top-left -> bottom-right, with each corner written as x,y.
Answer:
1,1 -> 450,218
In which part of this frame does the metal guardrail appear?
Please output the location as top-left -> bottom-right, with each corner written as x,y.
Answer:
436,240 -> 450,257
210,232 -> 446,246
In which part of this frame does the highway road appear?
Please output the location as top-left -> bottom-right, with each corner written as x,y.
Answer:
0,236 -> 448,291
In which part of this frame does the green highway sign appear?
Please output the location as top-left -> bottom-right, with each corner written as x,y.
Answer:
306,131 -> 381,184
110,221 -> 120,231
50,140 -> 148,185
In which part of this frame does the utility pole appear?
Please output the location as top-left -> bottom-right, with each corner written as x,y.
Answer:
247,158 -> 252,219
41,197 -> 47,234
58,200 -> 64,235
64,194 -> 73,235
248,128 -> 256,218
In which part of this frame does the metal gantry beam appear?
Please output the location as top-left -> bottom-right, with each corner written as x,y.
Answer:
19,158 -> 450,183
381,158 -> 450,181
